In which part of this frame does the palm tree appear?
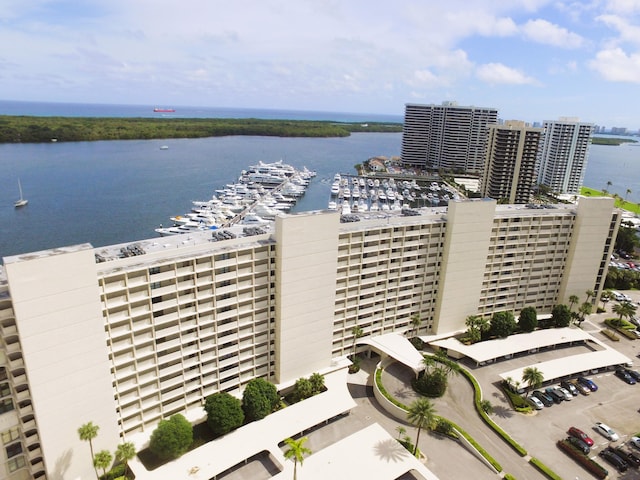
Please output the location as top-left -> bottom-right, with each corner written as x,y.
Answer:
93,449 -> 113,478
605,180 -> 612,195
283,436 -> 311,480
396,425 -> 407,440
568,294 -> 579,311
585,289 -> 595,304
465,314 -> 489,343
351,325 -> 363,359
612,302 -> 637,325
625,188 -> 632,204
521,367 -> 544,397
480,399 -> 494,415
577,302 -> 593,325
78,422 -> 100,479
407,398 -> 436,456
115,441 -> 136,479
410,313 -> 422,337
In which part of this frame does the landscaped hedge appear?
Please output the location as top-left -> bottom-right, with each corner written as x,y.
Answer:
458,365 -> 528,456
446,418 -> 503,472
529,457 -> 562,480
601,328 -> 621,341
375,366 -> 501,472
500,383 -> 532,412
375,368 -> 408,410
604,319 -> 637,339
556,440 -> 608,479
503,474 -> 517,480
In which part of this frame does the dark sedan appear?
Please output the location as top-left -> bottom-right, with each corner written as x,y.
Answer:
615,368 -> 637,385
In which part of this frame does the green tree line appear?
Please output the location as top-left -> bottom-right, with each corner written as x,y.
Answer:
0,116 -> 402,143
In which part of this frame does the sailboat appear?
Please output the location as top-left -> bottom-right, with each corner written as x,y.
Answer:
14,179 -> 28,207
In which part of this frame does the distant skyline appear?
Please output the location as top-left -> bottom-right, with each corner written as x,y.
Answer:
3,1 -> 640,129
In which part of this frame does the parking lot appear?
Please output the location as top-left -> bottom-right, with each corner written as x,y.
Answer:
465,290 -> 640,480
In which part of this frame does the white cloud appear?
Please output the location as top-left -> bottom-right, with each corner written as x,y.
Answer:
604,0 -> 640,14
589,47 -> 640,82
476,63 -> 537,85
597,14 -> 640,45
521,19 -> 585,48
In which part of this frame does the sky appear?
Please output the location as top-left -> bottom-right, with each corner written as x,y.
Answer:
3,0 -> 640,128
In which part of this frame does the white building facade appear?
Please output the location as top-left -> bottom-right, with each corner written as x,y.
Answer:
0,196 -> 619,479
537,117 -> 594,195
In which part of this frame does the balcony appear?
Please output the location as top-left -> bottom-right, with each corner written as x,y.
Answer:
27,446 -> 43,462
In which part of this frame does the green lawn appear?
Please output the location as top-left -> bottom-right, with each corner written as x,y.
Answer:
581,187 -> 640,215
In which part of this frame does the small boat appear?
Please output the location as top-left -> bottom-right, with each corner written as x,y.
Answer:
154,108 -> 175,113
160,145 -> 169,150
14,179 -> 28,207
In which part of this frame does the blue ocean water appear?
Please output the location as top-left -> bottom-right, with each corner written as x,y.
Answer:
0,100 -> 404,123
0,101 -> 638,260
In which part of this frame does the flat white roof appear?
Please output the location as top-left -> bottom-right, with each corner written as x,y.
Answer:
500,349 -> 632,384
272,423 -> 439,480
429,328 -> 592,364
361,333 -> 425,373
130,367 -> 358,480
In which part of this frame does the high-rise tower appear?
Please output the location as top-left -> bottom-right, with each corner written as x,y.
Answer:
480,120 -> 543,204
537,117 -> 594,195
401,101 -> 498,173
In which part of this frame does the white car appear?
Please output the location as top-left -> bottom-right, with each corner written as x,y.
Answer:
631,436 -> 640,449
528,396 -> 544,410
595,422 -> 619,441
557,386 -> 573,401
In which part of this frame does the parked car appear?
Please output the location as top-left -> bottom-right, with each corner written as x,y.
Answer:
614,447 -> 640,467
600,447 -> 629,472
568,426 -> 594,446
567,435 -> 591,454
630,436 -> 640,450
532,390 -> 554,407
560,380 -> 578,396
625,369 -> 640,382
556,386 -> 573,400
595,422 -> 620,441
570,379 -> 590,395
527,395 -> 544,410
615,368 -> 637,385
578,376 -> 598,392
545,387 -> 564,403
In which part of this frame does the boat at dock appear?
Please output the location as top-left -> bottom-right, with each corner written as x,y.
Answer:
155,160 -> 315,236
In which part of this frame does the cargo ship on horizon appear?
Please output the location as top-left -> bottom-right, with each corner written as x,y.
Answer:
153,107 -> 175,112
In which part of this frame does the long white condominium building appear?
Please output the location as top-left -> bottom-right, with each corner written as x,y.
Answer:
537,117 -> 594,195
480,121 -> 543,204
401,101 -> 499,173
0,196 -> 618,480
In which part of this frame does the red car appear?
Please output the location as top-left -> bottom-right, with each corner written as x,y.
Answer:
568,426 -> 594,446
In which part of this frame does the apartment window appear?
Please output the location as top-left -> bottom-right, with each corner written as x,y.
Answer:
7,455 -> 25,473
1,427 -> 19,445
6,441 -> 22,458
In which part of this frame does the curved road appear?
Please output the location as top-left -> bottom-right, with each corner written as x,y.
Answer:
381,361 -> 547,480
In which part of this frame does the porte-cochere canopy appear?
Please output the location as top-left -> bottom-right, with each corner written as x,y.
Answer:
358,333 -> 426,374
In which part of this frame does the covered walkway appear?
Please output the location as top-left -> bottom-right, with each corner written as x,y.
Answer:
428,327 -> 594,366
359,333 -> 426,374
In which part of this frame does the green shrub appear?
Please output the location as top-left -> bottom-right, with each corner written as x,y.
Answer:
448,419 -> 502,472
204,392 -> 244,436
500,383 -> 532,412
242,378 -> 280,421
149,414 -> 193,461
503,474 -> 517,480
412,371 -> 448,397
99,463 -> 125,480
529,457 -> 562,480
